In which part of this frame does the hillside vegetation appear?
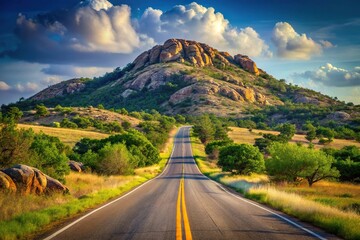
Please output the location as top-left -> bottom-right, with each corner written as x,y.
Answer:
228,127 -> 360,149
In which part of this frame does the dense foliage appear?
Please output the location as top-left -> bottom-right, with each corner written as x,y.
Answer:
322,146 -> 360,182
192,114 -> 229,144
0,121 -> 70,182
267,143 -> 339,186
73,130 -> 160,174
218,144 -> 265,175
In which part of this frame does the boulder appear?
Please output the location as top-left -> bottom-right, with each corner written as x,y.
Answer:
234,54 -> 259,75
219,87 -> 243,101
149,45 -> 162,64
133,51 -> 150,71
327,111 -> 351,121
238,87 -> 256,102
68,161 -> 84,172
121,89 -> 136,98
160,39 -> 183,62
45,175 -> 69,193
0,171 -> 17,192
1,165 -> 68,195
2,164 -> 47,195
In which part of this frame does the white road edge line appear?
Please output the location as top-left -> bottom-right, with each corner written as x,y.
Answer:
43,128 -> 181,240
185,126 -> 327,240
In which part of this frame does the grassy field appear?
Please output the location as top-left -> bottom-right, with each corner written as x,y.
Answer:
17,124 -> 109,147
190,132 -> 360,240
228,127 -> 360,149
0,127 -> 178,240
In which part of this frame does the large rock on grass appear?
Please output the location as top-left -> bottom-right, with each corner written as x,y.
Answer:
0,164 -> 68,195
68,160 -> 84,172
0,171 -> 17,192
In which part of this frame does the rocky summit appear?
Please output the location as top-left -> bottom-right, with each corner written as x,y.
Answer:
132,39 -> 260,75
25,38 -> 337,117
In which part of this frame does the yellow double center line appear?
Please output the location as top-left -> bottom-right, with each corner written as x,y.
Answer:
176,163 -> 192,240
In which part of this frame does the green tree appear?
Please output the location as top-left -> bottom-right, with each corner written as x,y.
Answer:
218,144 -> 265,175
267,143 -> 339,186
205,140 -> 233,159
316,127 -> 335,142
3,107 -> 23,122
0,122 -> 34,167
303,123 -> 317,142
30,133 -> 70,182
97,104 -> 105,110
35,104 -> 49,117
193,115 -> 215,144
277,123 -> 296,142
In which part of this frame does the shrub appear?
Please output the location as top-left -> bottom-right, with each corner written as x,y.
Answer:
97,143 -> 134,175
121,121 -> 131,130
218,144 -> 265,175
35,104 -> 49,117
60,118 -> 78,129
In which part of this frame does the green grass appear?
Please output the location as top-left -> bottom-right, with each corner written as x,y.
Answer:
190,131 -> 360,240
0,127 -> 178,240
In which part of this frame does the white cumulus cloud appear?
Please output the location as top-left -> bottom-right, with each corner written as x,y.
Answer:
137,3 -> 272,57
295,63 -> 360,87
272,22 -> 327,59
0,81 -> 11,90
15,82 -> 40,92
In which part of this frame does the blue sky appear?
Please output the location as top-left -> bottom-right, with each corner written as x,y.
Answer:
0,0 -> 359,104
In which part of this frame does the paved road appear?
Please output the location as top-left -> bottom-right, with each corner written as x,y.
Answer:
43,126 -> 338,240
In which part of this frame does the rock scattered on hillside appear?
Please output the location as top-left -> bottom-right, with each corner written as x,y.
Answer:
68,161 -> 84,172
0,164 -> 68,195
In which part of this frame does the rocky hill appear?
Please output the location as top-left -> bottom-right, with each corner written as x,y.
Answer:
18,38 -> 347,118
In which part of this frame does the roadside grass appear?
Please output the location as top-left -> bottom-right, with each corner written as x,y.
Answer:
0,127 -> 178,240
228,127 -> 360,149
246,187 -> 360,240
17,124 -> 109,147
190,132 -> 360,240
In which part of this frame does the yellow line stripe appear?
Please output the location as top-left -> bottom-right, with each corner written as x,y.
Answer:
176,179 -> 182,240
181,178 -> 193,240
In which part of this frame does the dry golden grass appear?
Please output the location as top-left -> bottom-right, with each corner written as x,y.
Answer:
17,124 -> 109,147
248,187 -> 360,239
228,127 -> 360,149
278,181 -> 360,212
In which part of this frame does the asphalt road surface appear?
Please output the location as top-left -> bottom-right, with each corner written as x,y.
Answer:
43,126 -> 338,240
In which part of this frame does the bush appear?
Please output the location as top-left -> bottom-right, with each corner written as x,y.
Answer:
121,121 -> 131,130
60,118 -> 78,129
97,143 -> 134,175
72,116 -> 92,128
218,144 -> 265,175
35,104 -> 49,117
